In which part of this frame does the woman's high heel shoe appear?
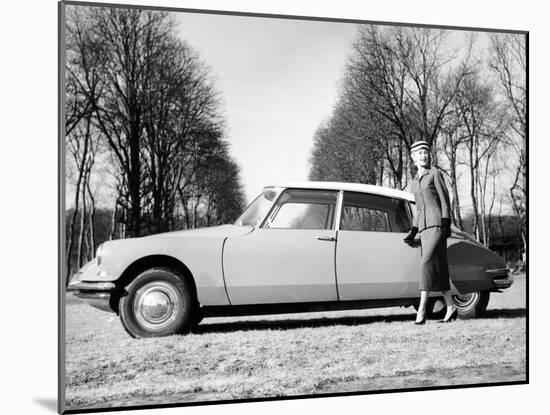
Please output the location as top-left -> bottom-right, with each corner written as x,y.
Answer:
439,309 -> 458,323
414,315 -> 426,325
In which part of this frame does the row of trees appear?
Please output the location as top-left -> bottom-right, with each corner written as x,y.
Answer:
310,26 -> 526,254
65,6 -> 246,276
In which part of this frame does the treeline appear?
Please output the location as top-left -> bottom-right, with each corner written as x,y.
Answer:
310,26 -> 526,252
65,6 -> 246,276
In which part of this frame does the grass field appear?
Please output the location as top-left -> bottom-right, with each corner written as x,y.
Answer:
64,274 -> 526,410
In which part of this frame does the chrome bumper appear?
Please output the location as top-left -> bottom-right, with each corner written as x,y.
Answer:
487,268 -> 514,290
73,291 -> 116,313
68,280 -> 116,291
67,262 -> 117,313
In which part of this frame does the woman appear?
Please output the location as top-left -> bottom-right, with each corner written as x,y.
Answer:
403,140 -> 457,324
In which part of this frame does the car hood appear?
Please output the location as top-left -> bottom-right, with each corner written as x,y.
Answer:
147,224 -> 254,239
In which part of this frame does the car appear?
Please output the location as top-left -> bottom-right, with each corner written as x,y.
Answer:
68,181 -> 514,338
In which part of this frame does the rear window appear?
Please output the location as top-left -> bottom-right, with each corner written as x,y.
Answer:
340,191 -> 410,232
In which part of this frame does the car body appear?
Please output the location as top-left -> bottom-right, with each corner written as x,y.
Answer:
68,182 -> 514,337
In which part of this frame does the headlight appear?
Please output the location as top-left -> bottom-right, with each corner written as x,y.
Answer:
96,244 -> 103,266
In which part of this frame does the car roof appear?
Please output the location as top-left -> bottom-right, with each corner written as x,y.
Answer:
265,181 -> 414,202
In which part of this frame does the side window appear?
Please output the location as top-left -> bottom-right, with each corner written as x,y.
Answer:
340,191 -> 410,232
264,189 -> 338,230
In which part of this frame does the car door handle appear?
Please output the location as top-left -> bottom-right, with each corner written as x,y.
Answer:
317,236 -> 336,242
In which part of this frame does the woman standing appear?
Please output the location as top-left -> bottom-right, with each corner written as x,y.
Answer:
403,140 -> 458,324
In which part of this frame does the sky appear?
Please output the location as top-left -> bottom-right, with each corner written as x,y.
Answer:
174,12 -> 359,203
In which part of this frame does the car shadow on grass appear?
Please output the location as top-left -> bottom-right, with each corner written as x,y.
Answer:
484,308 -> 526,319
192,307 -> 525,334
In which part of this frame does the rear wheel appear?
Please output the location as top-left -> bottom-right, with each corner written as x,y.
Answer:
452,291 -> 490,318
119,267 -> 195,338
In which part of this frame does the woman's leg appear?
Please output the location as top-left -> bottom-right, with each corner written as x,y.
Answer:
441,290 -> 457,320
416,290 -> 429,322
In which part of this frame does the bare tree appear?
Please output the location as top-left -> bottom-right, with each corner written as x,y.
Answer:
64,5 -> 247,290
308,106 -> 383,185
75,8 -> 176,236
66,6 -> 241,238
65,114 -> 102,278
310,25 -> 472,191
439,106 -> 467,228
65,119 -> 91,277
456,72 -> 506,244
65,7 -> 107,279
489,33 -> 527,254
141,36 -> 223,233
323,25 -> 474,188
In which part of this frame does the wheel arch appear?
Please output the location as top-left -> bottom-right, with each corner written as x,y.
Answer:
112,255 -> 199,313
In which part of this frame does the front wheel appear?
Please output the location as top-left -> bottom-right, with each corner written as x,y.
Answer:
119,268 -> 195,338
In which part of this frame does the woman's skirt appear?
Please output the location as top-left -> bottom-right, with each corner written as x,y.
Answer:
419,226 -> 450,291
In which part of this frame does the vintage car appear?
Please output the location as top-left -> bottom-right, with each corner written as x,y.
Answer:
69,182 -> 514,338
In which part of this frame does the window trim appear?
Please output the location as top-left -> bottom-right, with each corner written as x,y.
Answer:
337,190 -> 412,233
260,188 -> 339,230
334,190 -> 344,231
234,187 -> 281,227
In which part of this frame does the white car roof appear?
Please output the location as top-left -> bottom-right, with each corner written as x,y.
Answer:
265,181 -> 414,202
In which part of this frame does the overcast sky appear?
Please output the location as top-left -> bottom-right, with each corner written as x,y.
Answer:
175,12 -> 358,203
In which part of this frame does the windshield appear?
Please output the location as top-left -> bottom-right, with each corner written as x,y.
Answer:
234,188 -> 279,227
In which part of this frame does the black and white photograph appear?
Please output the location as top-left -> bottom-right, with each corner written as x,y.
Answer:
57,0 -> 529,413
8,0 -> 550,414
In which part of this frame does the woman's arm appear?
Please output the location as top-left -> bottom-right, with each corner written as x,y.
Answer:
433,168 -> 451,220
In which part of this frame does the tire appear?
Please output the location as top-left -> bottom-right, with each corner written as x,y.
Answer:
119,267 -> 195,338
452,291 -> 490,318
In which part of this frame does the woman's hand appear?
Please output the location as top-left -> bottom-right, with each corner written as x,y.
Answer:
403,226 -> 418,245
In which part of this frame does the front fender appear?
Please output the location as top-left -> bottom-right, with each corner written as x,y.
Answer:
76,236 -> 230,306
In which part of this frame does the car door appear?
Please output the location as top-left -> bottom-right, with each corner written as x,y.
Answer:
335,191 -> 421,300
223,188 -> 339,305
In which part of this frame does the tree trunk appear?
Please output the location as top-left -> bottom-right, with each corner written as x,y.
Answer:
108,194 -> 119,241
179,189 -> 191,230
449,145 -> 463,229
77,180 -> 87,269
468,137 -> 479,240
486,172 -> 497,248
128,105 -> 142,237
66,119 -> 92,282
66,178 -> 82,282
193,193 -> 202,229
86,176 -> 96,258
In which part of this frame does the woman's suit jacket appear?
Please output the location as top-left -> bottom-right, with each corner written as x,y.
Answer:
410,167 -> 451,232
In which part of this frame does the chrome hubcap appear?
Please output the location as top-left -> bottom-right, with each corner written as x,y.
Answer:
133,281 -> 181,330
453,292 -> 479,310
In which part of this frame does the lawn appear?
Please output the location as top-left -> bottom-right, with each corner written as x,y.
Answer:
64,274 -> 526,410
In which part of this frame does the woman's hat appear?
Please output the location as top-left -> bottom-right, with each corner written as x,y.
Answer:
410,140 -> 430,152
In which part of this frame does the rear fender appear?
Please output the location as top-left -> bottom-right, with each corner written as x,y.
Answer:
447,238 -> 507,293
